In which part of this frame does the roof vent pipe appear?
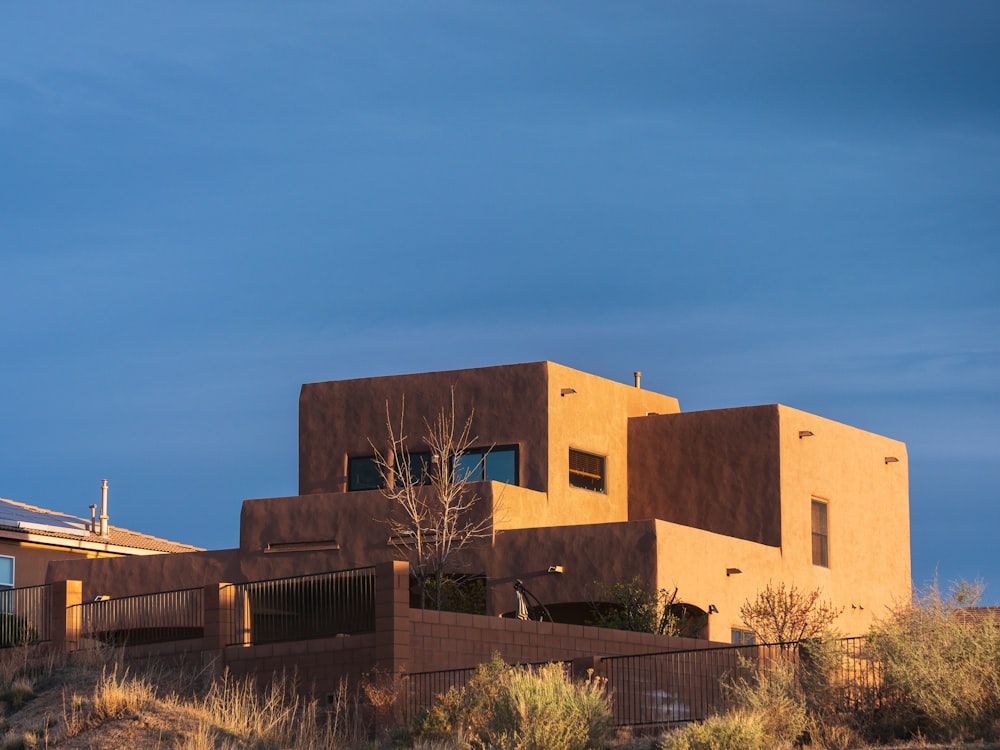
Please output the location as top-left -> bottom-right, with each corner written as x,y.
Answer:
99,479 -> 109,538
89,504 -> 97,534
633,371 -> 642,389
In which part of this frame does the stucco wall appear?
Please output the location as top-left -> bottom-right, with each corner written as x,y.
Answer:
298,362 -> 550,495
0,541 -> 112,589
46,548 -> 243,600
627,405 -> 782,546
543,362 -> 681,527
775,405 -> 910,627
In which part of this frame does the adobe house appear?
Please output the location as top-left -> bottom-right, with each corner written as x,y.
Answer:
48,361 -> 910,644
0,483 -> 201,590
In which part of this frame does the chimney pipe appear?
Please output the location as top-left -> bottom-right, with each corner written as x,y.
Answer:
633,371 -> 642,389
99,479 -> 109,538
89,504 -> 97,534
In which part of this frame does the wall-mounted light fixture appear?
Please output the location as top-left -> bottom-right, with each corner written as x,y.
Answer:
726,567 -> 743,577
547,565 -> 564,574
560,388 -> 577,397
885,456 -> 899,464
708,604 -> 719,614
798,430 -> 815,438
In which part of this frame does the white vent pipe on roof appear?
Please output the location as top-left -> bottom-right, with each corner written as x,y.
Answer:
634,371 -> 642,389
99,479 -> 109,538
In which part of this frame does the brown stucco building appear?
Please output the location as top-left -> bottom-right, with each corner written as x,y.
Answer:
48,361 -> 910,643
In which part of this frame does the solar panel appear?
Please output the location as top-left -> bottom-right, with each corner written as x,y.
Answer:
0,500 -> 90,537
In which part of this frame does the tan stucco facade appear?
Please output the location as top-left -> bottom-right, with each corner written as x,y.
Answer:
48,361 -> 911,644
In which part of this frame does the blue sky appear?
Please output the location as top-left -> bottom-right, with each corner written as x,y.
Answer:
2,3 -> 998,602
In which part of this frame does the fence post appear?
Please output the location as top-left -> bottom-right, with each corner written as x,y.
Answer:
50,580 -> 82,652
203,583 -> 235,650
374,561 -> 410,674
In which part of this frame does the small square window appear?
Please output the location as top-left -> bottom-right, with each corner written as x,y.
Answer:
569,449 -> 606,493
732,628 -> 756,646
812,499 -> 829,567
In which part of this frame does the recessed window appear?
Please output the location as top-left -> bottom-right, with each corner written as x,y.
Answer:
812,499 -> 829,567
454,446 -> 518,485
569,449 -> 606,493
347,456 -> 383,491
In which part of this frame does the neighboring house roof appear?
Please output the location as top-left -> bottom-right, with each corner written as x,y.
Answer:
956,606 -> 1000,627
0,497 -> 202,555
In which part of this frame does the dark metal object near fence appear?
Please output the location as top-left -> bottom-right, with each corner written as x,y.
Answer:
226,566 -> 376,646
0,585 -> 51,647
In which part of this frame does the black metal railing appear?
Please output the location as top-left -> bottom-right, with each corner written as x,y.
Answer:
401,665 -> 475,721
69,587 -> 204,649
226,566 -> 376,646
602,643 -> 765,726
0,585 -> 51,647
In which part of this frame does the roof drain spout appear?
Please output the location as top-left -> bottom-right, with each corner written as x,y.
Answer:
99,479 -> 109,538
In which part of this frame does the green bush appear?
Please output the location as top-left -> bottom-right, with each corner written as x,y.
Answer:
658,710 -> 767,750
411,653 -> 612,750
868,578 -> 1000,742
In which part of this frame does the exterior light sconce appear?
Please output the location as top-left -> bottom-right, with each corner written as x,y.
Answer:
885,456 -> 899,464
798,431 -> 814,438
547,565 -> 564,574
708,604 -> 719,614
726,567 -> 742,577
560,388 -> 577,397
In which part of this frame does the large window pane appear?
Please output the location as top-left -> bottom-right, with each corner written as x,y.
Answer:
454,453 -> 484,483
485,449 -> 517,484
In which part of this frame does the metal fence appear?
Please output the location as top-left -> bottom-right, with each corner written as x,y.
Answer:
400,638 -> 891,729
0,585 -> 51,647
226,566 -> 376,646
69,587 -> 204,649
602,643 -> 763,726
401,665 -> 475,721
603,637 -> 890,728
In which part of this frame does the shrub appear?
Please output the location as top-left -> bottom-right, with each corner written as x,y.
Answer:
738,582 -> 841,646
590,577 -> 681,636
658,709 -> 767,750
868,578 -> 1000,741
412,653 -> 612,750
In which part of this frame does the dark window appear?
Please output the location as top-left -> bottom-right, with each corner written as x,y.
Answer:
812,499 -> 829,567
397,452 -> 432,486
347,456 -> 383,491
453,446 -> 518,485
569,449 -> 606,493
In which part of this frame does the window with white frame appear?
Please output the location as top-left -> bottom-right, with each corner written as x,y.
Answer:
0,556 -> 13,591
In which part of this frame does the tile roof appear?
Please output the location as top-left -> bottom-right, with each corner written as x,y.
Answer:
0,497 -> 202,554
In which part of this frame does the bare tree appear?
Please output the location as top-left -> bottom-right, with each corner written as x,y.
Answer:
371,391 -> 493,610
739,581 -> 842,646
